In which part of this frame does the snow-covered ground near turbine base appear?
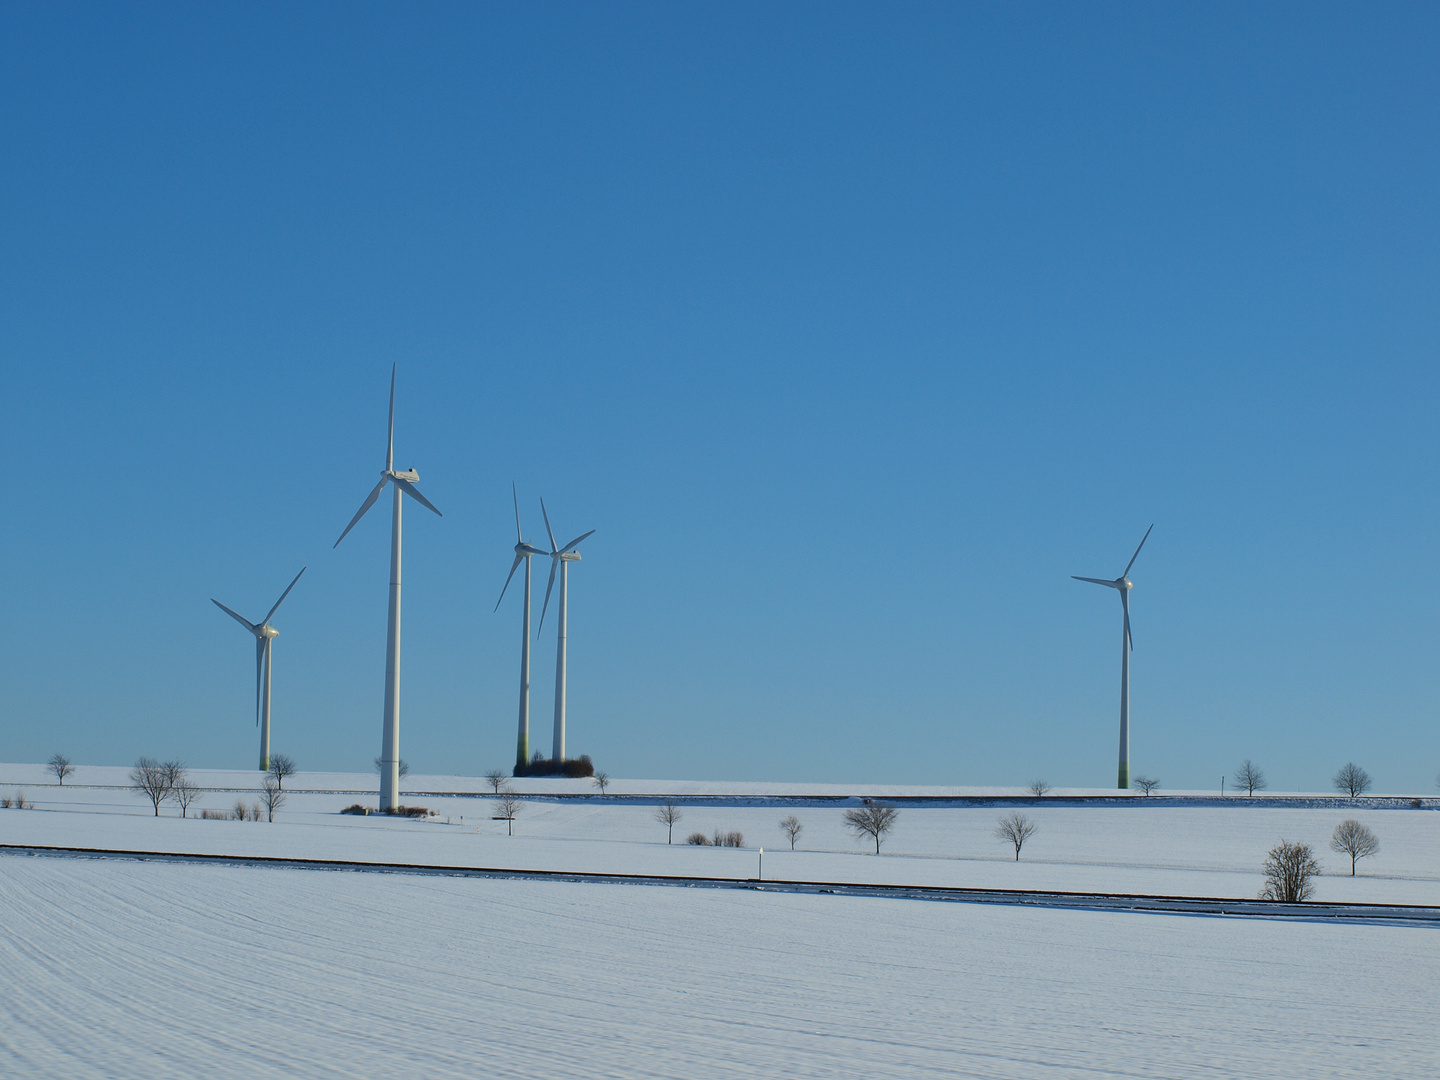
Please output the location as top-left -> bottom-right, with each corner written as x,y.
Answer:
2,764 -> 1438,904
2,855 -> 1438,1080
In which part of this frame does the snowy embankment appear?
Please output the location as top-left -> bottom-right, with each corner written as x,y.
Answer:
1,763 -> 1437,904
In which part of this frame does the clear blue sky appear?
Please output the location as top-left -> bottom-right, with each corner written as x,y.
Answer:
2,3 -> 1437,790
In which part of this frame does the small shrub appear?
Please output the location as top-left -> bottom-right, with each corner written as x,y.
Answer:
200,809 -> 232,820
382,805 -> 430,818
686,832 -> 712,845
340,803 -> 371,816
13,792 -> 27,810
1,796 -> 11,809
724,831 -> 744,848
234,799 -> 252,821
251,801 -> 263,822
1260,839 -> 1322,902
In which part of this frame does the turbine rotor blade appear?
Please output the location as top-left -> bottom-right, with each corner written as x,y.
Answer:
540,497 -> 558,553
1122,590 -> 1133,650
386,363 -> 396,472
255,636 -> 266,726
212,599 -> 258,635
537,556 -> 558,632
512,481 -> 523,543
1123,523 -> 1154,578
561,529 -> 595,553
263,566 -> 306,626
1072,576 -> 1121,588
495,553 -> 524,611
334,476 -> 389,548
397,479 -> 443,517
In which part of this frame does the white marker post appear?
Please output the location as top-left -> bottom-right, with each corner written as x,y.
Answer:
758,847 -> 764,881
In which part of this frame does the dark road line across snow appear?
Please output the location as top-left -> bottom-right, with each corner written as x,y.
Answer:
4,843 -> 1437,926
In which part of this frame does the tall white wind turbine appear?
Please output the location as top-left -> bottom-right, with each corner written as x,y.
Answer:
333,365 -> 443,810
494,483 -> 547,774
1073,524 -> 1153,790
536,498 -> 594,764
212,566 -> 306,772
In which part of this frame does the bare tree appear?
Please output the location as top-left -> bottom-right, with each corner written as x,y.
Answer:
654,800 -> 683,843
593,771 -> 610,795
994,812 -> 1038,860
48,753 -> 75,786
170,777 -> 202,818
375,757 -> 411,779
1027,780 -> 1051,798
843,802 -> 898,854
260,777 -> 286,822
1260,839 -> 1321,901
1329,819 -> 1379,876
1233,759 -> 1266,796
130,758 -> 173,816
1132,776 -> 1160,795
161,759 -> 186,791
496,790 -> 522,836
268,754 -> 297,790
484,769 -> 508,794
779,815 -> 803,850
1333,763 -> 1371,798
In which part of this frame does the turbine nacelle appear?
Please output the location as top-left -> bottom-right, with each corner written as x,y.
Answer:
259,625 -> 280,639
514,541 -> 547,558
387,467 -> 420,483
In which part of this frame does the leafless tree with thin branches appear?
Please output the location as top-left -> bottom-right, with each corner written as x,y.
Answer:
170,777 -> 203,818
994,812 -> 1037,860
260,777 -> 286,822
1233,759 -> 1266,796
269,754 -> 297,790
130,758 -> 173,816
496,790 -> 522,836
1132,776 -> 1159,795
48,754 -> 75,786
1027,780 -> 1050,797
484,769 -> 508,794
593,772 -> 610,795
654,800 -> 683,843
779,815 -> 803,850
1329,819 -> 1379,876
1260,839 -> 1321,901
843,802 -> 899,854
1333,763 -> 1371,798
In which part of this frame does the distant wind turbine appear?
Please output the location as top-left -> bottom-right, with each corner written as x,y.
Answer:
333,365 -> 443,810
494,483 -> 547,774
1073,524 -> 1153,790
536,498 -> 594,764
212,566 -> 306,772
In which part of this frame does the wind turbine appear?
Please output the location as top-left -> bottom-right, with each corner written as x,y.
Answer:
1073,524 -> 1153,790
212,567 -> 306,772
536,498 -> 594,764
333,364 -> 443,810
494,483 -> 547,775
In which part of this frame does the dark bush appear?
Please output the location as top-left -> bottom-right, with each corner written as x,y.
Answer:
382,805 -> 430,818
200,809 -> 233,820
340,804 -> 370,816
686,832 -> 712,845
515,755 -> 595,778
712,829 -> 744,848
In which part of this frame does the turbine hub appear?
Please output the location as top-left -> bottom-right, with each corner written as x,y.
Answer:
261,625 -> 280,639
1119,577 -> 1132,590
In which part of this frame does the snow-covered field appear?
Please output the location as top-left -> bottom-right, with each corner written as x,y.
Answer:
2,764 -> 1438,1078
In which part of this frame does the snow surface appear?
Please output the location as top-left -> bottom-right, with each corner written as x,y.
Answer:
2,765 -> 1438,904
2,853 -> 1438,1079
3,765 -> 1439,1077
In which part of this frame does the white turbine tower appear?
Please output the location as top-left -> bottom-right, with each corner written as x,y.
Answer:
1073,524 -> 1153,790
212,566 -> 306,772
334,365 -> 443,810
536,498 -> 594,765
494,483 -> 547,775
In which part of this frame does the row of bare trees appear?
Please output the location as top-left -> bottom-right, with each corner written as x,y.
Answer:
1260,820 -> 1380,900
1027,760 -> 1390,798
129,758 -> 287,821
